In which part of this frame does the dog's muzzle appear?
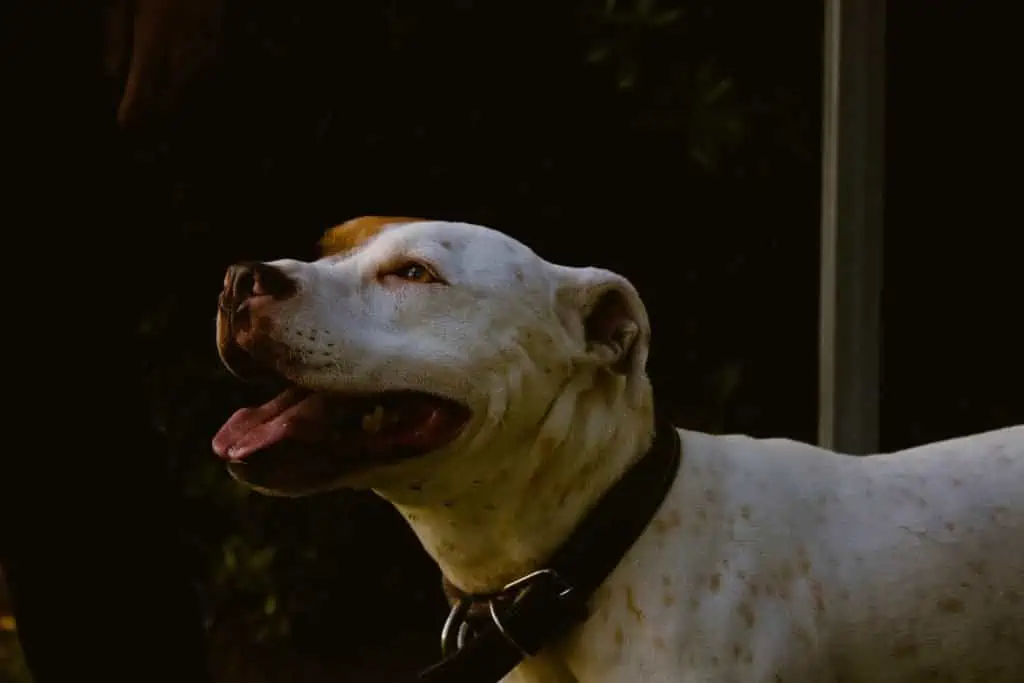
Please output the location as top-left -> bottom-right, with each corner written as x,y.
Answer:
217,261 -> 297,382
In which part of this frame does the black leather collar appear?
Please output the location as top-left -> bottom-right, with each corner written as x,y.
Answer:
418,412 -> 681,683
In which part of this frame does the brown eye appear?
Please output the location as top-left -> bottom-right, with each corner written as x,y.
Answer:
384,262 -> 442,284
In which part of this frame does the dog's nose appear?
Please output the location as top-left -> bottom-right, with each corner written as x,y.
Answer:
222,262 -> 296,310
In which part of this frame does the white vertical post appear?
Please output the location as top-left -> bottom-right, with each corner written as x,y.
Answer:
818,0 -> 886,454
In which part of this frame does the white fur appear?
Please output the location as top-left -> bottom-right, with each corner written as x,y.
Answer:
228,220 -> 1024,682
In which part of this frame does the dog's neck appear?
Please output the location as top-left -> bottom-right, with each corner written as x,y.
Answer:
375,376 -> 656,593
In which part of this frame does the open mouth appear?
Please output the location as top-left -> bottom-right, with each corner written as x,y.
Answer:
213,346 -> 470,488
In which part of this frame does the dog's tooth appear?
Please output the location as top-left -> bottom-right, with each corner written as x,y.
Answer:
361,404 -> 385,433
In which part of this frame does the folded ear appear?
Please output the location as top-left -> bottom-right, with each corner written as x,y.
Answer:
554,265 -> 650,402
319,216 -> 426,257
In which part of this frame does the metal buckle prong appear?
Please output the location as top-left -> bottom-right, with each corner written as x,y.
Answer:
487,569 -> 575,656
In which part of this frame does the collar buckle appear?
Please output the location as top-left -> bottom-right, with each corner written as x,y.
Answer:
440,568 -> 585,658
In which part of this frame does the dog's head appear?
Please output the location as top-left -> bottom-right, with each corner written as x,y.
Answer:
213,217 -> 651,497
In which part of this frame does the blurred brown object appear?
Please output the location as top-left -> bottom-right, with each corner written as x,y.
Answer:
104,0 -> 224,127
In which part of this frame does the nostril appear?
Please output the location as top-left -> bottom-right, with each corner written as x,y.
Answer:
236,269 -> 256,299
226,263 -> 257,302
225,262 -> 297,306
250,263 -> 297,299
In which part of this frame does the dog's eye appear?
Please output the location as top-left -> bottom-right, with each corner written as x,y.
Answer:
383,262 -> 442,284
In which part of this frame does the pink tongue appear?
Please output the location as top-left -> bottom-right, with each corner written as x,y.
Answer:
212,387 -> 327,461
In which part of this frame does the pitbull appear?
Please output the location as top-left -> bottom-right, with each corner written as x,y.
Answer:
213,216 -> 1023,683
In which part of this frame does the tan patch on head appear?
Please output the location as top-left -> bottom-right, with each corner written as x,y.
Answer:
319,216 -> 426,257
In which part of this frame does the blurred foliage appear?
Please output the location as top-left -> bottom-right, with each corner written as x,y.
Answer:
7,1 -> 823,681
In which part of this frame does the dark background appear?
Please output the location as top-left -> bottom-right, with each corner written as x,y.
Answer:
2,1 -> 1019,681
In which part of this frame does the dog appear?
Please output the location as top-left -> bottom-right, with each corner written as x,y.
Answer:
213,216 -> 1023,683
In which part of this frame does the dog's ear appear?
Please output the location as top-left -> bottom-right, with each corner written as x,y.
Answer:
320,216 -> 426,257
555,266 -> 650,402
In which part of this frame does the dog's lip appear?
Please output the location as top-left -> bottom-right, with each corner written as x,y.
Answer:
217,336 -> 289,389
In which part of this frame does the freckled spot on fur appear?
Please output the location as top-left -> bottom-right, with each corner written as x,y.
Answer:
945,521 -> 956,532
709,573 -> 722,592
740,505 -> 751,520
810,580 -> 825,614
738,601 -> 756,628
732,643 -> 743,660
937,597 -> 965,614
661,575 -> 671,587
890,635 -> 918,658
440,240 -> 453,249
319,215 -> 426,256
653,636 -> 666,650
614,627 -> 624,645
663,593 -> 675,607
991,505 -> 1010,522
792,627 -> 812,648
749,582 -> 760,597
952,478 -> 963,487
534,435 -> 560,457
625,586 -> 645,622
443,500 -> 455,508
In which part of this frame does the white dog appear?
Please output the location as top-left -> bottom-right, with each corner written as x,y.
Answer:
213,217 -> 1023,683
